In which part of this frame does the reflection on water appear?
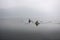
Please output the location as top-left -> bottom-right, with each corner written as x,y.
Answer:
0,18 -> 60,40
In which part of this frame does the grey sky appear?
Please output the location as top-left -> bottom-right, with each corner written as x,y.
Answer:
0,0 -> 60,11
0,0 -> 60,21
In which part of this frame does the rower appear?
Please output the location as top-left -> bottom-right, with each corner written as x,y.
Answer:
35,20 -> 40,26
28,19 -> 31,23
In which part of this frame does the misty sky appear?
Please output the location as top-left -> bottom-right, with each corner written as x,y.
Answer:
1,0 -> 60,11
0,0 -> 60,21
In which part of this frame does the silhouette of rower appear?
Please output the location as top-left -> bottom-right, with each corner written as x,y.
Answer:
28,19 -> 31,23
35,20 -> 40,26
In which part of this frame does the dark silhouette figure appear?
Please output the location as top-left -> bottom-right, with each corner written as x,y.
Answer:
28,19 -> 31,23
35,20 -> 40,26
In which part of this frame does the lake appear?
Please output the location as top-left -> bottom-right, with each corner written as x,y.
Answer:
0,18 -> 60,40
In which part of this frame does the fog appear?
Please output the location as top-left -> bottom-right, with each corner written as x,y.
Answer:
0,0 -> 60,40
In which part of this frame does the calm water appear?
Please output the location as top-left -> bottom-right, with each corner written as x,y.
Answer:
0,18 -> 60,40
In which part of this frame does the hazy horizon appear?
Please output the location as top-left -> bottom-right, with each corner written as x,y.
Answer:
0,0 -> 60,40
